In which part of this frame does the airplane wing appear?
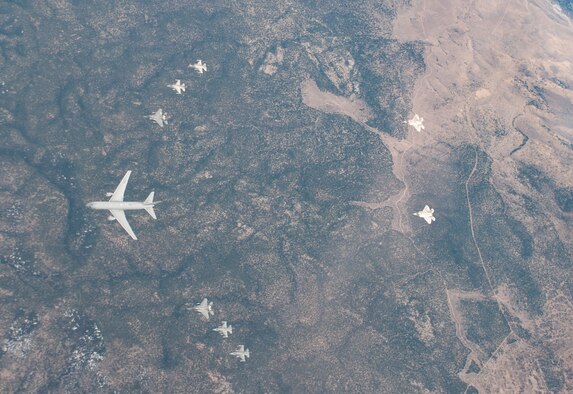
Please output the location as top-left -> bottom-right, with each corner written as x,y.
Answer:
109,171 -> 131,202
199,308 -> 210,319
423,205 -> 430,212
237,345 -> 244,352
154,111 -> 165,127
110,209 -> 137,240
424,216 -> 433,224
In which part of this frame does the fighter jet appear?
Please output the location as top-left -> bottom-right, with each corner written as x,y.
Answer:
192,298 -> 214,320
405,114 -> 425,132
167,79 -> 186,94
86,171 -> 158,240
413,205 -> 435,224
213,321 -> 233,338
230,345 -> 250,362
147,108 -> 167,127
189,59 -> 207,74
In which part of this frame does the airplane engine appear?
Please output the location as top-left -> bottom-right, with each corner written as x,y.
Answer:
107,216 -> 115,221
106,192 -> 114,197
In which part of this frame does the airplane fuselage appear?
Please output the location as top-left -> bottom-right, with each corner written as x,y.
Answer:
87,201 -> 151,211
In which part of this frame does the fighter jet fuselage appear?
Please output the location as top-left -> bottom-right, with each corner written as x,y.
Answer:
191,298 -> 214,319
168,80 -> 185,94
148,109 -> 167,127
413,205 -> 435,224
189,60 -> 207,74
407,114 -> 425,132
213,321 -> 233,338
230,345 -> 250,362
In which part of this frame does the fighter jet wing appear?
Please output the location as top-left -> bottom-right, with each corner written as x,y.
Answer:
154,114 -> 165,127
110,209 -> 137,240
424,216 -> 434,224
109,171 -> 131,202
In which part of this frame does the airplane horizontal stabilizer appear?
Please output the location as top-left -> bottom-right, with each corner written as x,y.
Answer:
145,206 -> 157,220
144,191 -> 154,204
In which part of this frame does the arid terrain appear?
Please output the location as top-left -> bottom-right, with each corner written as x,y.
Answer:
392,0 -> 573,391
1,0 -> 572,392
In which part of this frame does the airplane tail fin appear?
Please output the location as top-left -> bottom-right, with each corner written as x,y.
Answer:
228,325 -> 233,334
144,192 -> 157,219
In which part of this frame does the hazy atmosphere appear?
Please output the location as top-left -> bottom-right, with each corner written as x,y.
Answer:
1,0 -> 572,392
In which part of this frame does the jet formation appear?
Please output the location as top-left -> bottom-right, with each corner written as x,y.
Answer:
85,56 -> 255,363
88,56 -> 211,239
189,299 -> 248,360
83,55 -> 442,368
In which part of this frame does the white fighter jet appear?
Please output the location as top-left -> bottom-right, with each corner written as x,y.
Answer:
147,108 -> 167,127
86,171 -> 158,240
167,80 -> 186,94
192,298 -> 214,320
189,59 -> 207,74
405,114 -> 425,132
213,321 -> 233,338
230,345 -> 250,362
413,205 -> 435,224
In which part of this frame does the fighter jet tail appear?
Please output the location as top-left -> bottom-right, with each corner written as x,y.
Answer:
144,192 -> 157,219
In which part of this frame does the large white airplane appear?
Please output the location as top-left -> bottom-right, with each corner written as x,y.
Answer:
189,59 -> 207,74
192,298 -> 214,319
86,171 -> 158,240
148,108 -> 167,127
413,205 -> 435,224
230,345 -> 250,362
405,114 -> 425,132
213,321 -> 233,338
167,80 -> 186,94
